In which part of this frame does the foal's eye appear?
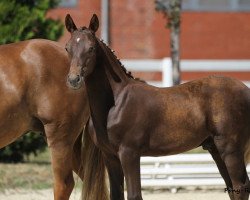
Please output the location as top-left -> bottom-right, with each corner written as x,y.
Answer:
65,45 -> 70,52
89,47 -> 95,53
65,43 -> 71,52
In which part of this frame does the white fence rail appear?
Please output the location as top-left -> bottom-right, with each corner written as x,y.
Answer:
140,154 -> 250,189
122,58 -> 250,87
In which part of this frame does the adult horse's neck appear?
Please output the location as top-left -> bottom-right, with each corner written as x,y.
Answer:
84,39 -> 130,153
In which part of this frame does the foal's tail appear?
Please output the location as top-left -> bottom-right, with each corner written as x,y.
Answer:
81,120 -> 109,200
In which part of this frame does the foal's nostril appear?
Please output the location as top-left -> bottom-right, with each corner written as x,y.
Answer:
75,75 -> 80,83
68,74 -> 82,88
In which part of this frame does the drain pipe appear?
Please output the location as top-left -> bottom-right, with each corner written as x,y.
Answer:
101,0 -> 110,44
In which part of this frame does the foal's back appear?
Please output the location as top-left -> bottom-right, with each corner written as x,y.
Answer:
108,76 -> 250,156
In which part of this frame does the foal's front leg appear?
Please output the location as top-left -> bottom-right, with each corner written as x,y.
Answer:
119,147 -> 143,200
103,153 -> 125,200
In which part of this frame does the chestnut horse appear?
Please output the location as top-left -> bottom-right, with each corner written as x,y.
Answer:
65,14 -> 250,200
0,39 -> 107,200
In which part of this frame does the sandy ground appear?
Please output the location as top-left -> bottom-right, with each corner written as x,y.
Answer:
0,189 -> 229,200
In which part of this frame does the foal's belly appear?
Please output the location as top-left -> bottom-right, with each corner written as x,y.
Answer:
144,129 -> 209,156
144,96 -> 209,156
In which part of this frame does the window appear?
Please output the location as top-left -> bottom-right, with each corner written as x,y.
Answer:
59,0 -> 78,8
238,0 -> 250,11
182,0 -> 250,11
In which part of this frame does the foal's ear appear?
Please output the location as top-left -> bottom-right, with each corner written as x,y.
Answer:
65,14 -> 77,33
89,14 -> 99,33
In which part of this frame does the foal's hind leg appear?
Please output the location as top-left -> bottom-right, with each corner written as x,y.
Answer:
202,138 -> 234,200
214,138 -> 250,200
103,153 -> 125,200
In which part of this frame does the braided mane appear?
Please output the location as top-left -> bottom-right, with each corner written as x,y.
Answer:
77,28 -> 145,82
98,39 -> 145,82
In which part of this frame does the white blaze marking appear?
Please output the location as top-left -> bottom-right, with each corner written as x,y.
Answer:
76,38 -> 80,43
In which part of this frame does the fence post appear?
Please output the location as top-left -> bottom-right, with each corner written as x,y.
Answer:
162,57 -> 173,87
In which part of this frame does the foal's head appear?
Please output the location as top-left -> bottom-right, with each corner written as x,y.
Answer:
65,14 -> 99,89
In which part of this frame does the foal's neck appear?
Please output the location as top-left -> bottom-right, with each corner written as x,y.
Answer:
97,40 -> 130,96
84,57 -> 116,153
84,40 -> 133,153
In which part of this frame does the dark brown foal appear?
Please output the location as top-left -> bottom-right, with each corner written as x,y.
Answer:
65,14 -> 250,200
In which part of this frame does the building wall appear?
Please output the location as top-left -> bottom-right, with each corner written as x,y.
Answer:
110,0 -> 250,59
110,0 -> 169,59
48,1 -> 250,59
181,12 -> 250,59
47,0 -> 101,45
48,1 -> 250,83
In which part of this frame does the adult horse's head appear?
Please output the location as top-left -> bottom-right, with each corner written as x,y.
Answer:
65,14 -> 99,89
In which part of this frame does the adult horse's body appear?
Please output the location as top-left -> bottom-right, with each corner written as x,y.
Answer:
65,14 -> 250,200
0,39 -> 107,200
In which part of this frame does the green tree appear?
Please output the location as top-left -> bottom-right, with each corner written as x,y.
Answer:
0,132 -> 47,163
0,0 -> 63,162
0,0 -> 63,44
156,0 -> 182,85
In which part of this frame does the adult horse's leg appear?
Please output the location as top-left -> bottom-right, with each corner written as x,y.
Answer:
45,123 -> 77,200
202,137 -> 234,200
214,138 -> 249,200
103,153 -> 125,200
118,147 -> 142,200
72,131 -> 84,179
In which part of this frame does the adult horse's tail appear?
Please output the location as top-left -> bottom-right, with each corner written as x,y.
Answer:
81,120 -> 109,200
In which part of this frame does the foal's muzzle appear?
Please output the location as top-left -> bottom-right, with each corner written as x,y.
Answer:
67,74 -> 83,89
